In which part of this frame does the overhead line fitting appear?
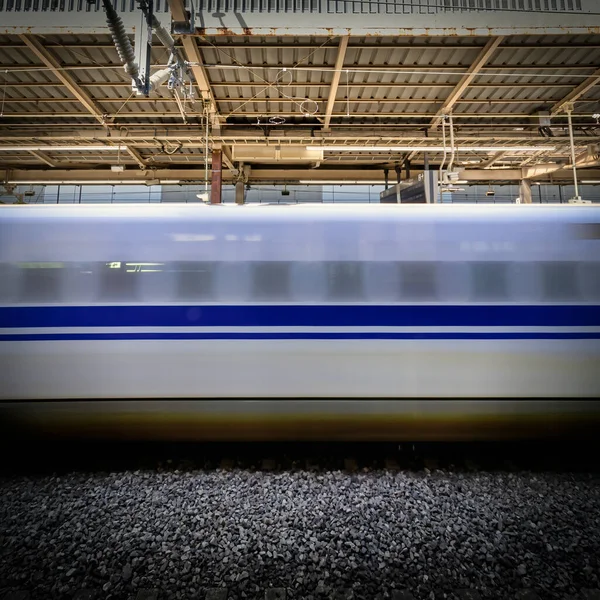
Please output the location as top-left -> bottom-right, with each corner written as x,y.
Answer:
102,0 -> 190,98
101,0 -> 143,92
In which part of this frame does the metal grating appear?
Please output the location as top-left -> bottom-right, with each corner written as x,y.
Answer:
441,0 -> 583,10
0,0 -> 585,12
0,0 -> 170,12
198,0 -> 583,12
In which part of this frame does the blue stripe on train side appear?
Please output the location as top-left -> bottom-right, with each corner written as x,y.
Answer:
1,304 -> 600,328
1,332 -> 599,342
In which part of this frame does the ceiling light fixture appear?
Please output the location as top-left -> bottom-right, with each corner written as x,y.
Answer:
298,180 -> 385,185
0,145 -> 129,152
6,179 -> 180,185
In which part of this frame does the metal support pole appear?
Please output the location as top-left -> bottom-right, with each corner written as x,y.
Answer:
235,180 -> 245,205
211,149 -> 222,204
134,0 -> 153,96
566,105 -> 581,200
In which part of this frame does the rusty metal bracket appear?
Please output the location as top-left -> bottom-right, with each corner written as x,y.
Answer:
171,0 -> 195,35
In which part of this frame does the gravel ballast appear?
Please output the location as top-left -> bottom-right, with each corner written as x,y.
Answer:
1,468 -> 599,600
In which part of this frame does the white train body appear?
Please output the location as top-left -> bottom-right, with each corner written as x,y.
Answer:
0,203 -> 599,440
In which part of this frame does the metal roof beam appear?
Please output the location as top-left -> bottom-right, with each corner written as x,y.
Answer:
525,150 -> 599,179
168,0 -> 188,21
550,67 -> 600,116
3,42 -> 600,51
7,97 -> 600,106
27,150 -> 58,168
323,36 -> 349,132
221,144 -> 238,175
7,166 -> 599,185
2,63 -> 597,73
18,34 -> 106,126
0,82 -> 581,90
429,36 -> 504,130
478,151 -> 508,169
125,146 -> 147,169
168,0 -> 218,120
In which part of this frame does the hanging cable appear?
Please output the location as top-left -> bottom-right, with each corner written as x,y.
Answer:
566,105 -> 581,201
439,116 -> 448,174
202,103 -> 210,201
447,112 -> 456,174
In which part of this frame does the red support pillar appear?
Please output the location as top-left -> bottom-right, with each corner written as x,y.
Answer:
210,149 -> 222,204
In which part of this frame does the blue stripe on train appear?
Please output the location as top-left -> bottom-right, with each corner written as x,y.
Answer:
1,332 -> 600,342
1,304 -> 600,328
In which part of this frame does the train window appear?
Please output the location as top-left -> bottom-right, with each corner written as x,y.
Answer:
98,262 -> 138,301
470,262 -> 509,300
64,262 -> 97,302
541,262 -> 580,300
363,262 -> 400,301
398,262 -> 436,299
290,262 -> 327,301
214,262 -> 252,302
0,263 -> 18,303
176,262 -> 215,300
18,263 -> 64,303
252,262 -> 290,300
580,262 -> 600,301
326,262 -> 364,300
572,223 -> 600,240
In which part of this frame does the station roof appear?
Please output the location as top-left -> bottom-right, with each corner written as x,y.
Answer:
0,13 -> 599,186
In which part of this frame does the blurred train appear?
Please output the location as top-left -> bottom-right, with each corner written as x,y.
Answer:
0,202 -> 599,441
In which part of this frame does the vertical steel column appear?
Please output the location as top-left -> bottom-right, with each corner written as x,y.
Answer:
210,149 -> 222,204
235,180 -> 245,205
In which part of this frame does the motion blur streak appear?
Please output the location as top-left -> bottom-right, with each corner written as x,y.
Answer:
0,203 -> 599,440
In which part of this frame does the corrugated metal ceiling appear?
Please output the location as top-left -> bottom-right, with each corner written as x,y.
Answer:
0,31 -> 598,178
